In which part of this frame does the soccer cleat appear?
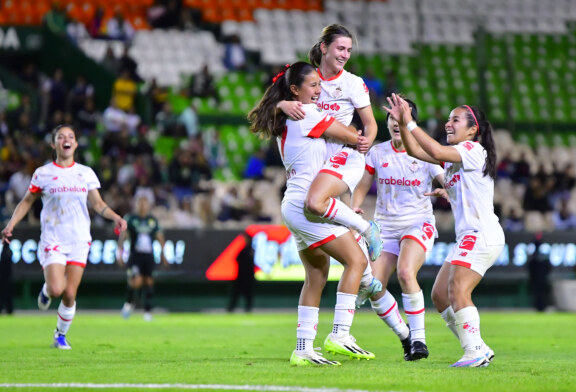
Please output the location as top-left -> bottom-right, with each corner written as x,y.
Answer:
52,330 -> 71,350
401,333 -> 412,361
121,303 -> 133,319
37,287 -> 51,311
290,349 -> 341,366
410,340 -> 429,360
482,342 -> 495,362
363,221 -> 383,262
450,351 -> 489,368
324,333 -> 375,360
355,277 -> 383,309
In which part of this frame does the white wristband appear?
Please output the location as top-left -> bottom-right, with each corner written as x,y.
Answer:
407,121 -> 418,132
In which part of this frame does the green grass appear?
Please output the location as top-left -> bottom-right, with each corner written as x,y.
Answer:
0,311 -> 575,392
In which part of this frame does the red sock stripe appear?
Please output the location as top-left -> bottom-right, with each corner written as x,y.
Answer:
377,302 -> 397,317
323,198 -> 337,219
405,308 -> 425,315
57,313 -> 73,322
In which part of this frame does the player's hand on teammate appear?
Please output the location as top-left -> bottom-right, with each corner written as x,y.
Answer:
425,188 -> 449,200
356,133 -> 370,154
279,101 -> 306,120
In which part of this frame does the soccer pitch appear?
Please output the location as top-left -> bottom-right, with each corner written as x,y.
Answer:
0,310 -> 574,392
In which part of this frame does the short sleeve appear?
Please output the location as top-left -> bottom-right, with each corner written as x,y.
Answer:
453,142 -> 485,171
350,75 -> 371,109
29,169 -> 43,194
85,167 -> 101,190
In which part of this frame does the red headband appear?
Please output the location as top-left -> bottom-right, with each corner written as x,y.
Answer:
272,64 -> 291,84
464,105 -> 479,134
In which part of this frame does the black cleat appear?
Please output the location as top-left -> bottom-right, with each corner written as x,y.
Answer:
410,341 -> 429,360
401,334 -> 412,361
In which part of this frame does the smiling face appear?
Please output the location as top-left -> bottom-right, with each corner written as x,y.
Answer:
321,36 -> 352,76
387,115 -> 403,145
290,70 -> 322,105
445,107 -> 477,145
51,126 -> 78,163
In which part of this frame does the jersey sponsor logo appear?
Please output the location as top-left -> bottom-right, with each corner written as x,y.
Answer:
422,222 -> 435,239
329,151 -> 349,166
444,174 -> 461,189
463,142 -> 475,151
317,102 -> 341,112
49,185 -> 88,194
379,177 -> 421,187
459,235 -> 477,251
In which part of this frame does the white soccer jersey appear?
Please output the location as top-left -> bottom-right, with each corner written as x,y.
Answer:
316,68 -> 371,126
365,141 -> 444,228
278,104 -> 334,202
29,161 -> 101,248
444,141 -> 504,245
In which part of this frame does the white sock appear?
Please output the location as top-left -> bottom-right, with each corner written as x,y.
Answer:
56,301 -> 76,335
440,306 -> 459,339
402,290 -> 426,343
360,261 -> 374,288
296,306 -> 319,352
370,290 -> 409,340
322,198 -> 370,233
454,306 -> 483,352
332,292 -> 356,336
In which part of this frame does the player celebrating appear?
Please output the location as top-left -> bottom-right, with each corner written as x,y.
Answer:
248,61 -> 375,366
385,94 -> 504,368
118,192 -> 168,321
351,98 -> 444,361
1,124 -> 127,349
278,24 -> 383,265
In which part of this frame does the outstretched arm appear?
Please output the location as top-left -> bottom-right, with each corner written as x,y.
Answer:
1,191 -> 39,244
88,189 -> 127,234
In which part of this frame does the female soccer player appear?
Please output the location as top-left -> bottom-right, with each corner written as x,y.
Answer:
278,24 -> 383,263
385,94 -> 505,367
351,98 -> 444,361
248,61 -> 375,366
1,124 -> 127,349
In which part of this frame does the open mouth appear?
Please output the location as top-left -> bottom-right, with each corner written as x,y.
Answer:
63,143 -> 72,150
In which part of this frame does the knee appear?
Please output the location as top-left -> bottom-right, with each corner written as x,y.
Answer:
430,287 -> 444,310
47,283 -> 65,298
396,266 -> 415,287
62,287 -> 78,302
305,193 -> 327,216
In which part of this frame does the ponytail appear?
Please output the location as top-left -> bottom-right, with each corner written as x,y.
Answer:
460,105 -> 496,179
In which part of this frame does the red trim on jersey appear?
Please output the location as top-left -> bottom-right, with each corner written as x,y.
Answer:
405,308 -> 425,315
440,162 -> 445,168
365,164 -> 375,174
58,313 -> 73,322
309,234 -> 337,250
67,261 -> 87,268
391,144 -> 406,153
280,127 -> 288,159
401,235 -> 427,252
317,68 -> 343,81
319,169 -> 343,179
451,260 -> 471,268
52,161 -> 76,169
29,184 -> 42,194
378,303 -> 397,317
308,115 -> 335,137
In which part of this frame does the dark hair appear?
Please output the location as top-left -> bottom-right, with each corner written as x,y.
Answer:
386,97 -> 418,122
50,124 -> 77,161
308,24 -> 354,68
459,105 -> 497,179
247,62 -> 317,138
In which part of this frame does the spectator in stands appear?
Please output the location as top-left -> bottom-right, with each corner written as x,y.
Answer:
66,18 -> 89,45
106,9 -> 135,42
8,94 -> 38,133
67,75 -> 94,119
112,69 -> 138,112
523,174 -> 553,213
383,69 -> 400,99
87,6 -> 106,39
511,151 -> 531,185
170,195 -> 205,229
502,208 -> 525,232
217,186 -> 248,222
223,34 -> 247,71
42,68 -> 68,127
43,1 -> 68,36
496,151 -> 515,180
179,8 -> 198,31
102,97 -> 129,157
552,199 -> 576,231
551,162 -> 576,206
125,107 -> 142,136
386,95 -> 503,368
101,45 -> 121,75
243,148 -> 266,180
119,45 -> 142,83
178,101 -> 199,139
189,64 -> 219,103
76,98 -> 100,136
0,111 -> 9,143
149,0 -> 182,29
146,78 -> 168,118
155,102 -> 180,136
19,64 -> 41,91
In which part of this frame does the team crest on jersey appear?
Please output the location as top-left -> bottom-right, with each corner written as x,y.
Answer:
330,151 -> 349,167
409,160 -> 420,173
330,87 -> 343,99
459,235 -> 477,251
